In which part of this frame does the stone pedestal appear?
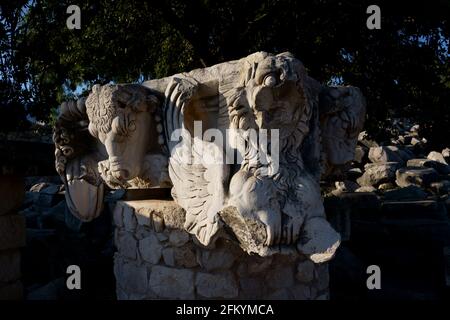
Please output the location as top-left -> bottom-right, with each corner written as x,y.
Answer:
0,175 -> 25,300
113,200 -> 329,300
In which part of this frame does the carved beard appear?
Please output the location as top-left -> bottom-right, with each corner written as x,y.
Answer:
228,104 -> 313,246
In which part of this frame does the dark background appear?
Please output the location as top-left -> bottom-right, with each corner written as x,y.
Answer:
1,0 -> 449,146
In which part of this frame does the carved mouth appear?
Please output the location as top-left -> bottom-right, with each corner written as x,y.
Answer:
98,159 -> 131,188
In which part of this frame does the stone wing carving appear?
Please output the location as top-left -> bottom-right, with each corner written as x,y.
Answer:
162,76 -> 231,246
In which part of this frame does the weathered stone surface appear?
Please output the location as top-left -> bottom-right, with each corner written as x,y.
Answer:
195,272 -> 238,298
0,176 -> 24,215
378,182 -> 395,190
368,146 -> 413,164
125,200 -> 185,230
123,205 -> 137,232
266,265 -> 295,289
395,167 -> 440,187
246,255 -> 274,275
297,217 -> 340,263
168,230 -> 190,247
149,265 -> 194,299
357,162 -> 399,186
173,246 -> 198,268
162,248 -> 175,267
296,260 -> 315,283
0,251 -> 21,282
114,257 -> 148,295
112,200 -> 330,300
332,180 -> 360,195
353,146 -> 366,163
314,263 -> 330,291
427,151 -> 447,164
442,148 -> 450,163
200,248 -> 237,272
115,230 -> 137,260
139,233 -> 162,264
407,158 -> 450,174
0,215 -> 26,250
355,186 -> 376,192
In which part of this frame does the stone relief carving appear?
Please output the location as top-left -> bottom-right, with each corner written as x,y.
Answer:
54,52 -> 366,263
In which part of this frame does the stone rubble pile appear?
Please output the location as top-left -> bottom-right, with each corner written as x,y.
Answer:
323,120 -> 450,300
326,120 -> 450,198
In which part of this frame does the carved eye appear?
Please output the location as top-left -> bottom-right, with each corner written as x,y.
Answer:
263,74 -> 278,87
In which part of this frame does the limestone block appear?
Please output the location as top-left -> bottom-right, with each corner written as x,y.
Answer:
427,151 -> 448,164
162,248 -> 175,267
172,246 -> 198,268
442,148 -> 450,163
0,215 -> 26,251
139,233 -> 162,264
120,200 -> 185,230
114,258 -> 148,295
368,146 -> 414,164
115,230 -> 137,260
357,162 -> 399,186
314,263 -> 330,292
149,265 -> 194,299
168,230 -> 189,247
407,158 -> 450,174
395,167 -> 440,188
296,260 -> 315,283
123,205 -> 137,232
195,272 -> 238,299
265,265 -> 295,289
355,186 -> 376,192
297,217 -> 340,263
199,247 -> 237,272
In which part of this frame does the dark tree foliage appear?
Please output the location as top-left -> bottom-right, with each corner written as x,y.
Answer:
1,0 -> 449,147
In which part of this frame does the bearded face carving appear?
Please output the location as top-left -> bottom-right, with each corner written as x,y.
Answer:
54,52 -> 365,263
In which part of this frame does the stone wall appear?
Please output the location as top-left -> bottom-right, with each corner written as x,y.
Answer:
0,175 -> 26,300
113,200 -> 329,300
